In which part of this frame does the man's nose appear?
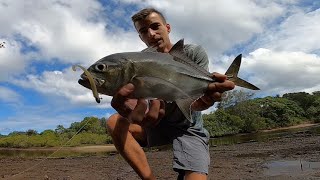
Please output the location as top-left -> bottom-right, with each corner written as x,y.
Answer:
148,28 -> 156,37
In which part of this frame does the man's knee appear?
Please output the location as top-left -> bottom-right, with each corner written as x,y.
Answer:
106,114 -> 129,134
106,114 -> 118,131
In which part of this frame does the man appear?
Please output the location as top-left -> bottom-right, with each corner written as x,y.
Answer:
106,8 -> 235,180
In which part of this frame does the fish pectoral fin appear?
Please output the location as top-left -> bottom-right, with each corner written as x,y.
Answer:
176,97 -> 199,123
132,76 -> 191,100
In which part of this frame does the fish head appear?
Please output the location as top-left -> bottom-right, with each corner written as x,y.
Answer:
78,55 -> 126,96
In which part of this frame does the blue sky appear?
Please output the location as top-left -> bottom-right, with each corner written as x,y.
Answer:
0,0 -> 320,135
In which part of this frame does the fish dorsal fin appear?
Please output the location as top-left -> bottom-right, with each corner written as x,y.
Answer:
169,39 -> 212,77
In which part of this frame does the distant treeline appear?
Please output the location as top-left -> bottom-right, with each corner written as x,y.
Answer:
0,117 -> 112,148
204,90 -> 320,137
1,91 -> 319,148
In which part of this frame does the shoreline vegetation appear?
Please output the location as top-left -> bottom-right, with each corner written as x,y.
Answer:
0,122 -> 318,153
1,90 -> 319,149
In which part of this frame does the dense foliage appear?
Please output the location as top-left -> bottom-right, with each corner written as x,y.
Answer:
204,90 -> 320,137
0,117 -> 112,148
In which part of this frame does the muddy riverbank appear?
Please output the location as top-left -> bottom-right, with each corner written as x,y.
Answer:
1,127 -> 320,179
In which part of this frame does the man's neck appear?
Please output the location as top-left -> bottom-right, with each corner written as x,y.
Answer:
159,43 -> 173,53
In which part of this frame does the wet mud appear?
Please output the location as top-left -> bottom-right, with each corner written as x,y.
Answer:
1,131 -> 320,179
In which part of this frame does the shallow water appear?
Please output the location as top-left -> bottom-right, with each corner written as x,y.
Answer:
0,148 -> 111,158
209,124 -> 320,146
264,160 -> 320,176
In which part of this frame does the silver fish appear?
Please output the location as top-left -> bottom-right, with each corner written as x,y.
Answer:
73,39 -> 259,122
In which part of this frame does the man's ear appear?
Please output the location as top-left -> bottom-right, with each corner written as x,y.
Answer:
166,24 -> 171,33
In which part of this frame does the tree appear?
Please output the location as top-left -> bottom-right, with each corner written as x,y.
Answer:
226,99 -> 268,132
79,117 -> 106,134
306,96 -> 320,122
69,122 -> 81,132
312,91 -> 320,97
203,109 -> 244,136
55,125 -> 66,134
40,129 -> 56,135
258,97 -> 304,127
283,92 -> 315,111
8,131 -> 26,136
26,129 -> 38,136
217,89 -> 255,109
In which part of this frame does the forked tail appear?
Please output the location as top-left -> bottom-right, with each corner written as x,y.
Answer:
225,54 -> 260,90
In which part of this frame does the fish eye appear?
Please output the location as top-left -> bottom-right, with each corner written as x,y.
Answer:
95,64 -> 107,72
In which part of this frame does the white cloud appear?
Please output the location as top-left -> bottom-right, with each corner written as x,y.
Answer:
0,0 -> 144,109
244,48 -> 320,95
0,39 -> 27,81
0,0 -> 146,78
136,0 -> 295,57
11,67 -> 113,108
0,86 -> 21,104
252,8 -> 320,53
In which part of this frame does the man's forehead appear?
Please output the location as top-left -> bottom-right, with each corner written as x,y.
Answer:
134,13 -> 165,29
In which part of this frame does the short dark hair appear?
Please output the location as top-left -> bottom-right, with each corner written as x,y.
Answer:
131,8 -> 166,24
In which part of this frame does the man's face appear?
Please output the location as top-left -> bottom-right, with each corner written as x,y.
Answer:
134,12 -> 171,53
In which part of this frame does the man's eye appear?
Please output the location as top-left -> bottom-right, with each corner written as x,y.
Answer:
140,29 -> 147,34
150,24 -> 160,30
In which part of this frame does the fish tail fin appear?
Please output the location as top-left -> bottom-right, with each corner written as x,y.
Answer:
230,76 -> 260,90
225,54 -> 260,90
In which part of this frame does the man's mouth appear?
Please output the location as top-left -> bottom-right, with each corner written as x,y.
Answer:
150,39 -> 162,47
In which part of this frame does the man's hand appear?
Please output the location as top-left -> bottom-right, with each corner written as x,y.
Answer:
191,72 -> 235,111
111,83 -> 165,127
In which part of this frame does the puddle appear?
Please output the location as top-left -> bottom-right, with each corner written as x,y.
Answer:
264,160 -> 320,176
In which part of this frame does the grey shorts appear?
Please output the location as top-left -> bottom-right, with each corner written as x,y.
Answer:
144,113 -> 210,174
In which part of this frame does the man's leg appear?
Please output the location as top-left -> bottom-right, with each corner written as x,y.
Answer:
106,113 -> 156,180
184,171 -> 207,180
172,134 -> 210,180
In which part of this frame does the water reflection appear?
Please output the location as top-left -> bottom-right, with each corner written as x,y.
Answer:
0,148 -> 113,158
0,149 -> 54,158
264,160 -> 320,176
210,124 -> 320,146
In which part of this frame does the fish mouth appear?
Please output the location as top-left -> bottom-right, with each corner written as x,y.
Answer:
72,65 -> 102,103
80,74 -> 105,86
78,73 -> 108,98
